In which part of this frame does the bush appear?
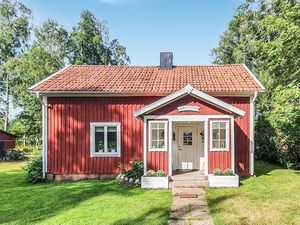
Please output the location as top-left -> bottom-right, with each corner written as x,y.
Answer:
223,168 -> 233,176
212,168 -> 223,175
121,158 -> 144,181
23,155 -> 44,183
146,170 -> 156,176
10,150 -> 25,160
156,170 -> 166,177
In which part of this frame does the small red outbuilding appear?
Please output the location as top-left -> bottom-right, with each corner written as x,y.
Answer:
0,130 -> 17,150
29,54 -> 265,181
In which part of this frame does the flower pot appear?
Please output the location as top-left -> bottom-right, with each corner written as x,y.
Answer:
141,176 -> 169,189
208,174 -> 239,188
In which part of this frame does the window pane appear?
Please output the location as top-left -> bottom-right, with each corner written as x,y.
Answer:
151,123 -> 158,129
212,140 -> 219,148
158,141 -> 165,148
95,128 -> 104,152
158,129 -> 164,140
212,129 -> 219,139
158,123 -> 165,128
151,141 -> 157,149
212,123 -> 219,129
107,127 -> 117,153
220,140 -> 226,148
151,129 -> 157,141
220,122 -> 226,129
220,129 -> 226,139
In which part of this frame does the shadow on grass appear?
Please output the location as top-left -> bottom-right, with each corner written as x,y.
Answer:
0,169 -> 143,224
112,207 -> 170,225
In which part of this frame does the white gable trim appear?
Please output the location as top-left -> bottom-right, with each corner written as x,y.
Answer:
29,65 -> 71,91
134,84 -> 246,117
242,64 -> 265,91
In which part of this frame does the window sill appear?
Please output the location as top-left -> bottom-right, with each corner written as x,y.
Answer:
91,153 -> 121,157
149,148 -> 167,152
210,149 -> 230,152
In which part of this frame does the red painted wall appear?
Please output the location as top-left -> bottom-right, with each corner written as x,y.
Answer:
0,132 -> 16,149
47,96 -> 163,174
47,95 -> 250,176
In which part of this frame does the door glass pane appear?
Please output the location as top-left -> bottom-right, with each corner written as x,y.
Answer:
183,131 -> 192,145
95,127 -> 104,152
107,126 -> 117,153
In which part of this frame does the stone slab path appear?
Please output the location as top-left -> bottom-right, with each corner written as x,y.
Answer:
168,188 -> 214,225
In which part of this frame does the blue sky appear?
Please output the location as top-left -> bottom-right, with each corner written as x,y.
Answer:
22,0 -> 243,65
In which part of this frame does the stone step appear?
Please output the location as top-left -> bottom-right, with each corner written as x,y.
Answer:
170,175 -> 207,181
172,188 -> 205,197
170,180 -> 209,188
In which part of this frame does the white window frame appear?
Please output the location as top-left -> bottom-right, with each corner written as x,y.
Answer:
210,120 -> 230,151
90,122 -> 121,157
148,120 -> 168,152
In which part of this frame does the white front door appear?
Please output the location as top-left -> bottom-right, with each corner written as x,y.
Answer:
178,126 -> 199,170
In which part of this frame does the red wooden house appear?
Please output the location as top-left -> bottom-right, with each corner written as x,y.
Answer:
0,130 -> 17,150
29,53 -> 265,181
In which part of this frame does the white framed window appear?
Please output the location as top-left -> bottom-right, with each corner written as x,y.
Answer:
90,122 -> 121,157
148,121 -> 168,151
210,121 -> 229,151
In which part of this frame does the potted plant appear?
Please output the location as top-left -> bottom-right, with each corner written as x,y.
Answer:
141,170 -> 169,189
208,168 -> 239,188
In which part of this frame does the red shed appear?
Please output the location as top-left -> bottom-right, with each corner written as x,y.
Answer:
0,130 -> 17,150
29,54 -> 265,182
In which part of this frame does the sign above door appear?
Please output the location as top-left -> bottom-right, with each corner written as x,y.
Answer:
177,106 -> 200,112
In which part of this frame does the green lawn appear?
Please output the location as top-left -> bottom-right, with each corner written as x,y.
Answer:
0,162 -> 171,225
207,161 -> 300,225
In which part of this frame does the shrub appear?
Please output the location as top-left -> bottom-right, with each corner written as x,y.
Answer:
156,170 -> 166,176
146,170 -> 156,176
212,168 -> 223,175
130,158 -> 143,179
23,155 -> 44,183
223,168 -> 233,176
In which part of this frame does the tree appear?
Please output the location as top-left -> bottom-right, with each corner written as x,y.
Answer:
5,20 -> 69,146
212,0 -> 300,168
70,10 -> 130,65
0,0 -> 31,131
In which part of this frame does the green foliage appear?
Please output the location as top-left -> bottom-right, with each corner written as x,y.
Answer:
156,170 -> 166,177
8,149 -> 25,160
212,168 -> 223,175
212,0 -> 300,168
146,170 -> 156,177
23,154 -> 43,183
70,10 -> 130,65
223,168 -> 233,176
123,158 -> 144,180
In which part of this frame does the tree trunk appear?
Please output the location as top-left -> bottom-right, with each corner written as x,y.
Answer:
3,73 -> 9,131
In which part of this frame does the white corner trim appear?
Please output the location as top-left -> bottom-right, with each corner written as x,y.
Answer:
204,120 -> 209,175
134,84 -> 246,117
242,64 -> 266,91
249,92 -> 257,175
143,118 -> 147,175
29,65 -> 71,91
148,120 -> 168,152
231,117 -> 235,173
89,122 -> 121,157
168,120 -> 173,176
41,96 -> 48,178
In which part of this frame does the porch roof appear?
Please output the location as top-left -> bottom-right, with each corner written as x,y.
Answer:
134,84 -> 246,117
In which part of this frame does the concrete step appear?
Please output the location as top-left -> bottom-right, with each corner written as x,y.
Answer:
172,187 -> 205,197
170,175 -> 207,181
170,180 -> 209,188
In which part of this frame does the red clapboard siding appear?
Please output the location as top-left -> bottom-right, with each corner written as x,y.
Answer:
47,96 -> 160,174
220,97 -> 250,176
0,132 -> 16,149
208,118 -> 232,172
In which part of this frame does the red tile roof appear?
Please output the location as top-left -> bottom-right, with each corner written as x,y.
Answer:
30,64 -> 264,93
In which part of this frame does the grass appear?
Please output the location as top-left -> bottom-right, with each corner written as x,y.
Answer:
207,161 -> 300,225
0,162 -> 172,225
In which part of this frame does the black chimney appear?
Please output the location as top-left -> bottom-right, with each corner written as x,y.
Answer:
160,52 -> 173,69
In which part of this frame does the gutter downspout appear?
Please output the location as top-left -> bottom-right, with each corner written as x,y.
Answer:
250,92 -> 258,176
36,92 -> 47,179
